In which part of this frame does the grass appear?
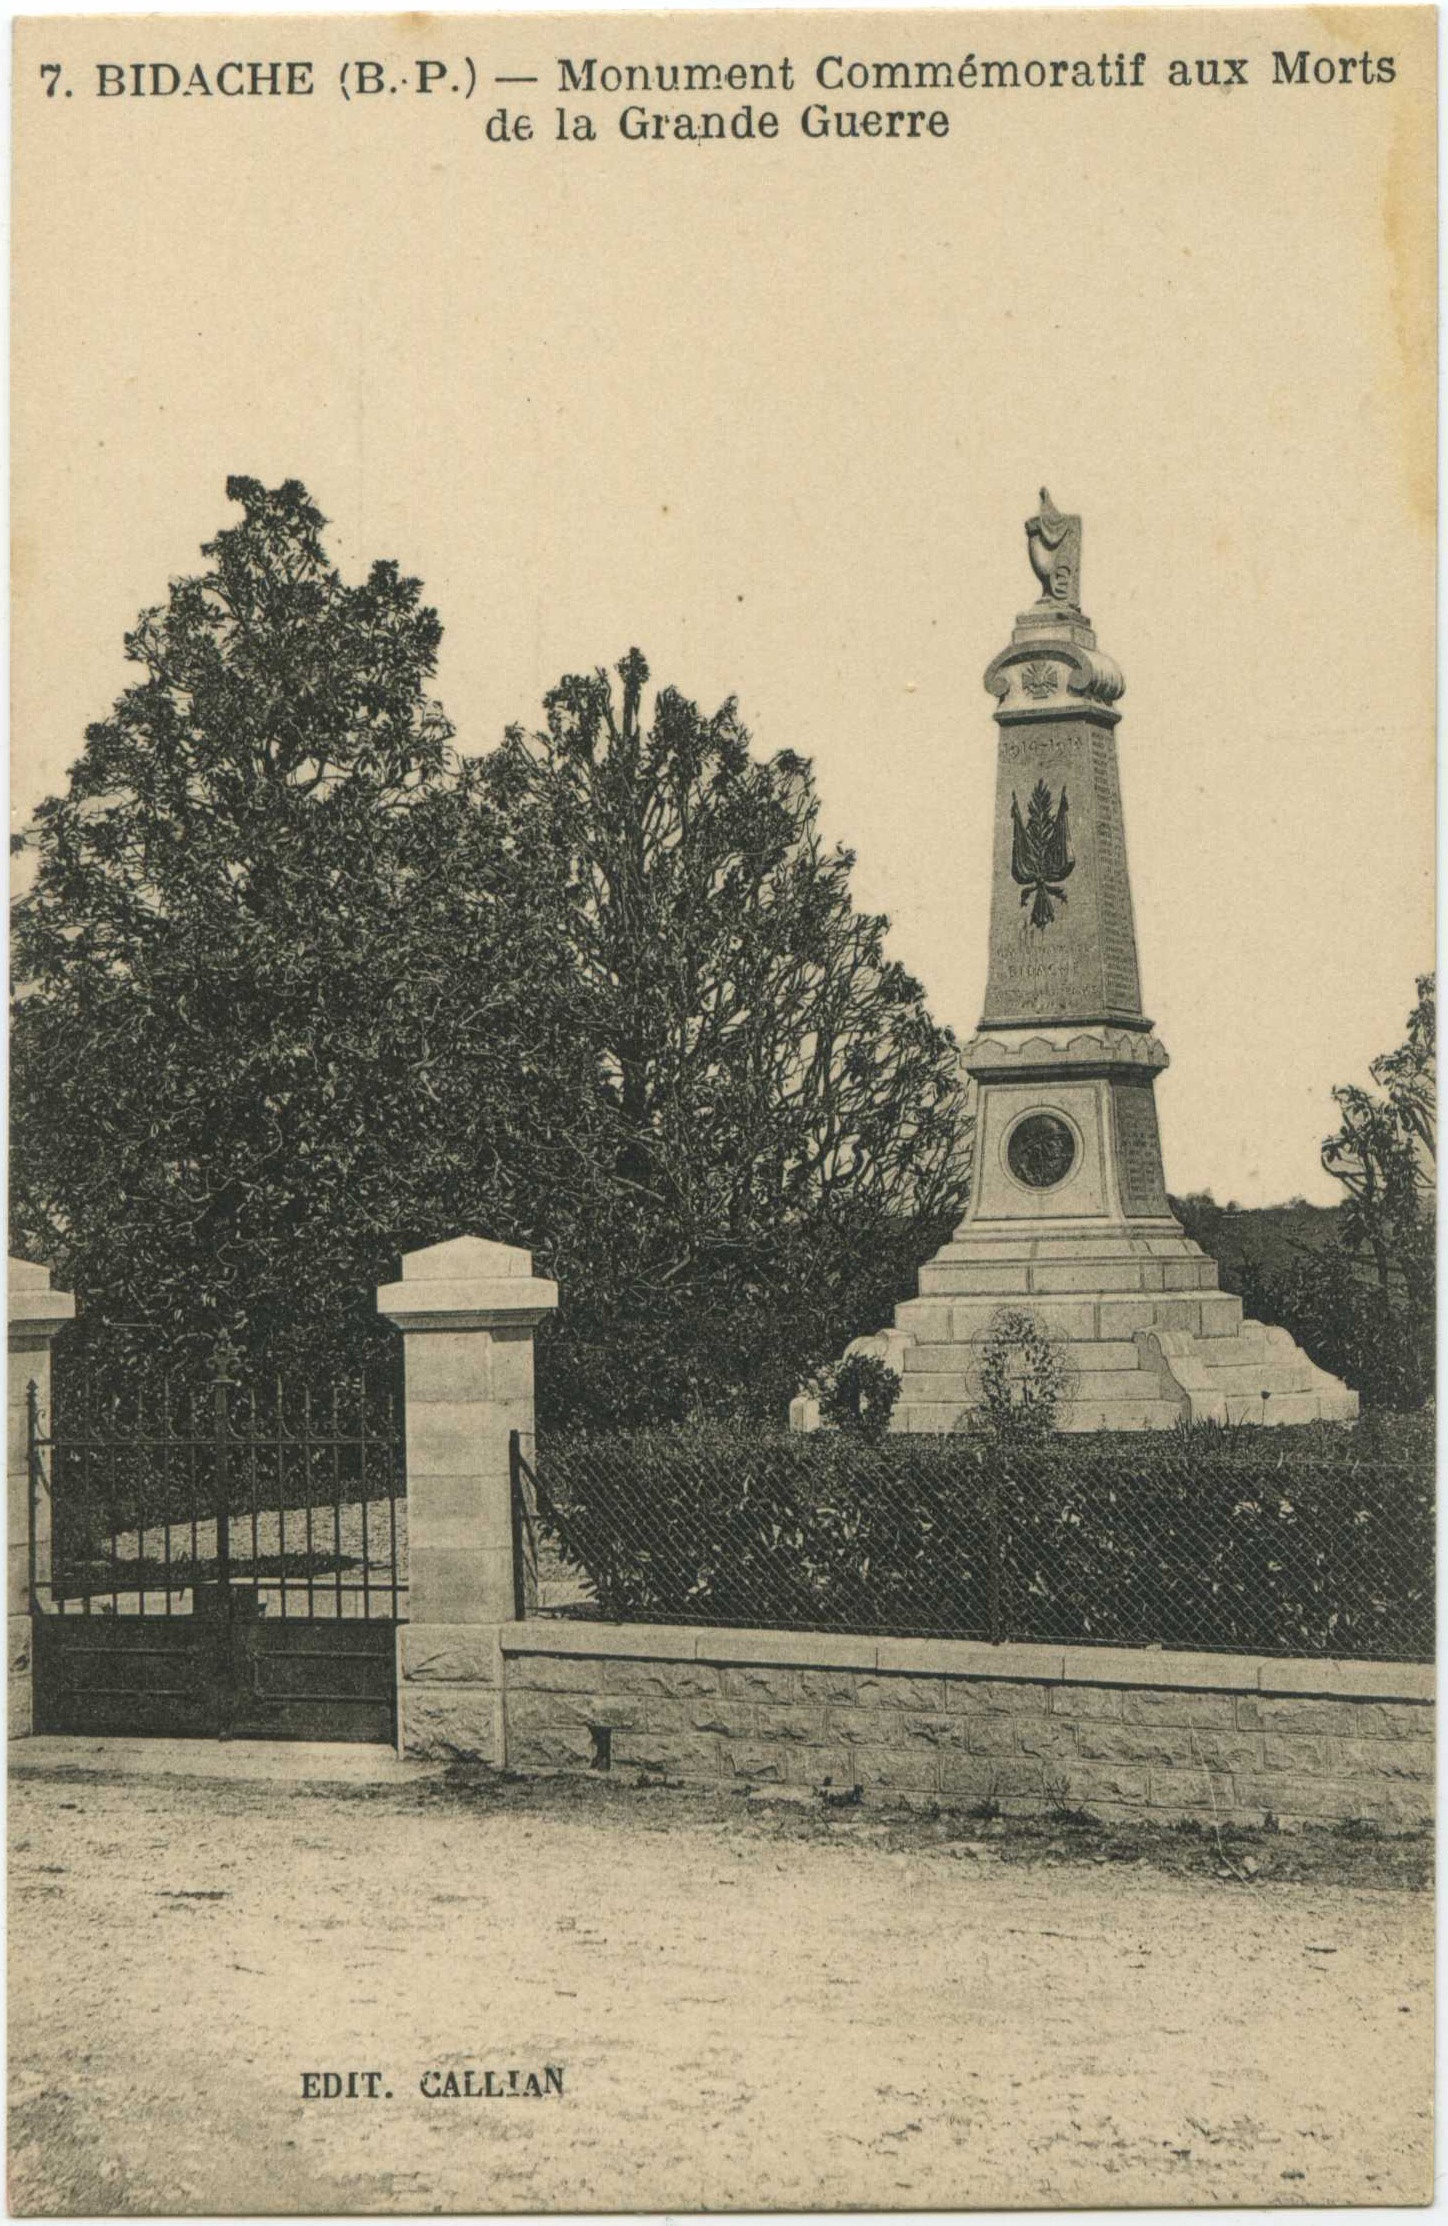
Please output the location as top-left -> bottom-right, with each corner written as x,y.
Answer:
1086,1407 -> 1433,1468
422,1765 -> 1433,1894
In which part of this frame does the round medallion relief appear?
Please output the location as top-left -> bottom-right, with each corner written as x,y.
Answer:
1006,1112 -> 1078,1190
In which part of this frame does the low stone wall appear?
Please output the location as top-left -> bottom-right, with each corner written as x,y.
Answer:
399,1621 -> 1432,1833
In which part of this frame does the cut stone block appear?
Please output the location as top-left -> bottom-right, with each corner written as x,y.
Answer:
1032,1261 -> 1152,1293
968,1299 -> 1099,1341
1068,1370 -> 1159,1403
919,1261 -> 1030,1295
891,1401 -> 970,1433
1054,1398 -> 1186,1432
894,1299 -> 954,1341
897,1371 -> 974,1403
1060,1341 -> 1142,1370
1098,1298 -> 1200,1336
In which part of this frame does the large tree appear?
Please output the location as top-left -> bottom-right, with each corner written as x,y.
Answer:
11,478 -> 587,1386
15,501 -> 970,1421
483,649 -> 971,1424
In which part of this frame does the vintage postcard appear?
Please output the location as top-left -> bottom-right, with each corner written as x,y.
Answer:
8,6 -> 1436,2214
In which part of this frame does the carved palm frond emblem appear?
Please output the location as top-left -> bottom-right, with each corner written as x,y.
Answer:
1010,778 -> 1075,929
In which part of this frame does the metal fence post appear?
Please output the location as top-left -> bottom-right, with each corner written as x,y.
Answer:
987,1463 -> 1004,1645
509,1430 -> 527,1621
212,1332 -> 236,1594
26,1382 -> 40,1609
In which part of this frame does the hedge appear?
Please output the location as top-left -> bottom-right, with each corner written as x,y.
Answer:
528,1424 -> 1433,1662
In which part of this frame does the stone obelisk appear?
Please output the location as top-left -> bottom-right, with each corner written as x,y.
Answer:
877,491 -> 1358,1430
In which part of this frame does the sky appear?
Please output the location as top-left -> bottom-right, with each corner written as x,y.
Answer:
11,8 -> 1436,1207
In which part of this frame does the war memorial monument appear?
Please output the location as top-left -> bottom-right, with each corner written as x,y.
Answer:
806,493 -> 1359,1434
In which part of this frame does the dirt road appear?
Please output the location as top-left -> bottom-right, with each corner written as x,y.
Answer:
8,1761 -> 1433,2214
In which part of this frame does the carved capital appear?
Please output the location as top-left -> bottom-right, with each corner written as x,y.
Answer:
8,1259 -> 74,1351
984,639 -> 1125,720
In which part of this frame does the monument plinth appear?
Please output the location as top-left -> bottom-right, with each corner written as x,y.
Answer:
867,492 -> 1357,1431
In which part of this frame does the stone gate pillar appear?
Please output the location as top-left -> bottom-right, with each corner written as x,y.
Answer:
9,1259 -> 75,1735
377,1235 -> 557,1761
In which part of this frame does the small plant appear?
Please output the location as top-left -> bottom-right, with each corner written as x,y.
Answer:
820,1352 -> 901,1444
1043,1771 -> 1098,1828
1333,1815 -> 1383,1840
974,1307 -> 1074,1441
1171,1413 -> 1237,1442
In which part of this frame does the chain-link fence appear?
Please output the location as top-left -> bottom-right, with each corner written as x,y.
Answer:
511,1425 -> 1433,1662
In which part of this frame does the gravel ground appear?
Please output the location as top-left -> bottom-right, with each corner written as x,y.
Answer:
8,1763 -> 1433,2215
53,1496 -> 406,1615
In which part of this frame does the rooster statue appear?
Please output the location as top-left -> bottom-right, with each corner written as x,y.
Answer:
1025,487 -> 1082,607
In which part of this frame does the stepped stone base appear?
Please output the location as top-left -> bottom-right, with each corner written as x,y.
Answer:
1132,1322 -> 1359,1429
794,1223 -> 1359,1436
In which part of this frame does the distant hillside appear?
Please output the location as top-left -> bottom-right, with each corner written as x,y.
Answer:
1167,1193 -> 1344,1288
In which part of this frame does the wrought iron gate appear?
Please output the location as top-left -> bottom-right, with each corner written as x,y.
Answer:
28,1333 -> 407,1743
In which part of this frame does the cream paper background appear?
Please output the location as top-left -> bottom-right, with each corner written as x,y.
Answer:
11,7 -> 1436,1210
7,13 -> 1439,2216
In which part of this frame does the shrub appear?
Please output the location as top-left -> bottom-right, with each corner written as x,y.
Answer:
533,1425 -> 1433,1660
1238,1246 -> 1434,1414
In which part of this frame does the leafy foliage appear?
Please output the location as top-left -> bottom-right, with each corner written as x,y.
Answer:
1236,1246 -> 1433,1416
1323,972 -> 1435,1304
10,478 -> 591,1391
482,649 -> 972,1425
1181,978 -> 1435,1412
535,1426 -> 1433,1660
12,494 -> 970,1426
